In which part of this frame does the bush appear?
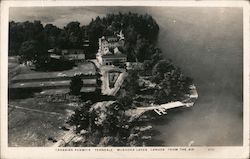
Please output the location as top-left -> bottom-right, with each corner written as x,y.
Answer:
70,74 -> 83,95
68,100 -> 92,133
117,95 -> 133,110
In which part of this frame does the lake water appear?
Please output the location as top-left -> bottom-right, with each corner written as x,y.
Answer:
147,7 -> 243,146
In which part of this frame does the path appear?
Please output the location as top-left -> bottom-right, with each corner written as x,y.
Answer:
100,65 -> 127,96
8,104 -> 63,116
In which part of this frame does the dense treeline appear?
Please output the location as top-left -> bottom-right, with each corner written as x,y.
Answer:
87,12 -> 159,61
9,21 -> 48,59
151,60 -> 193,104
9,21 -> 87,59
9,12 -> 159,62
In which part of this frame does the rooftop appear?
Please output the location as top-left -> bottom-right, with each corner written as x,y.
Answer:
102,53 -> 127,58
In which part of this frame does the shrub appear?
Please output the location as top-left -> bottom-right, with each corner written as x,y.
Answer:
70,74 -> 83,95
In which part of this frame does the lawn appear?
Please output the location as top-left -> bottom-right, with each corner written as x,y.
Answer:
8,98 -> 75,147
8,108 -> 66,146
11,62 -> 96,81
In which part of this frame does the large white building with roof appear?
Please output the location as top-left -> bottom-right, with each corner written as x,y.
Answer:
96,31 -> 127,66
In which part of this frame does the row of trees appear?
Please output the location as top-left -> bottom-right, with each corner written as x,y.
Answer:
9,12 -> 159,63
9,21 -> 89,70
9,21 -> 87,56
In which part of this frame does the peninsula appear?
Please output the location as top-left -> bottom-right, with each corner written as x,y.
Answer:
8,12 -> 198,147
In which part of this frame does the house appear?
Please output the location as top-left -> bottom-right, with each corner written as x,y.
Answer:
49,49 -> 85,62
98,36 -> 124,52
96,31 -> 127,67
98,31 -> 125,53
96,47 -> 127,66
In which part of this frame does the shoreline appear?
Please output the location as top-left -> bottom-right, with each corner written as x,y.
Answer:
52,83 -> 198,147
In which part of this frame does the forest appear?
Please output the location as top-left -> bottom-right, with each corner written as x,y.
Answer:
9,12 -> 159,62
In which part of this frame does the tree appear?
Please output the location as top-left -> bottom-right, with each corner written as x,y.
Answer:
57,30 -> 68,49
142,60 -> 153,75
153,78 -> 172,104
121,70 -> 139,96
70,74 -> 83,95
9,20 -> 49,57
86,13 -> 160,60
9,21 -> 25,56
44,24 -> 61,49
152,63 -> 194,103
117,95 -> 133,110
9,13 -> 160,62
19,40 -> 46,62
33,20 -> 46,44
64,21 -> 82,48
152,60 -> 175,83
68,100 -> 93,133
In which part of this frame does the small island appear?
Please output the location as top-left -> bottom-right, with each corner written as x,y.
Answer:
8,12 -> 198,147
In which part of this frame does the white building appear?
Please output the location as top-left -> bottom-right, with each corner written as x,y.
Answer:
96,31 -> 127,67
96,48 -> 127,66
98,31 -> 125,53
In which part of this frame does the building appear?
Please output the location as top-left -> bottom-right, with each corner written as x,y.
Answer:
96,47 -> 127,66
61,49 -> 85,62
48,31 -> 89,62
49,49 -> 85,62
98,36 -> 124,52
96,31 -> 127,67
98,31 -> 125,52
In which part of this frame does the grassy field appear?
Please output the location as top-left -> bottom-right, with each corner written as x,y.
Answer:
8,98 -> 75,147
8,61 -> 98,146
11,62 -> 96,81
